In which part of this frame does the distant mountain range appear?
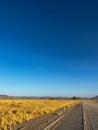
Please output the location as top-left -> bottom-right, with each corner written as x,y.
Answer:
93,95 -> 98,99
0,95 -> 16,99
0,95 -> 81,100
0,95 -> 98,99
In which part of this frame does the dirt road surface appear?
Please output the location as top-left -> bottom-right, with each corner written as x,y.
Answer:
83,100 -> 98,130
53,102 -> 83,130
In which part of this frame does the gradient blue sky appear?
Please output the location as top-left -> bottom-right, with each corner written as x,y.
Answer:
0,0 -> 98,97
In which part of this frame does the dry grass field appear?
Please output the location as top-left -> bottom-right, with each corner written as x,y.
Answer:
0,99 -> 79,130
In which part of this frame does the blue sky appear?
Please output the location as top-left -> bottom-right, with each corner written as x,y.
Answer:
0,0 -> 98,97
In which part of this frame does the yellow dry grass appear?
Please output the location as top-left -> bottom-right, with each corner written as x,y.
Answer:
0,99 -> 79,130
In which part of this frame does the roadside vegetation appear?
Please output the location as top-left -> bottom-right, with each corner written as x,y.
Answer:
0,99 -> 79,130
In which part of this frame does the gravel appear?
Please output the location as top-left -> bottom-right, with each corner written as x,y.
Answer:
83,100 -> 98,130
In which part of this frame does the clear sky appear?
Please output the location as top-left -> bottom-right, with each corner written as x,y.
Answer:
0,0 -> 98,97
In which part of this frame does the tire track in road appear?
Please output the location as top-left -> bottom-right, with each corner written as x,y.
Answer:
53,102 -> 83,130
43,104 -> 77,130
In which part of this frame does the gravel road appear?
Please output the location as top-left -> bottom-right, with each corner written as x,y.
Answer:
83,100 -> 98,130
13,100 -> 98,130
